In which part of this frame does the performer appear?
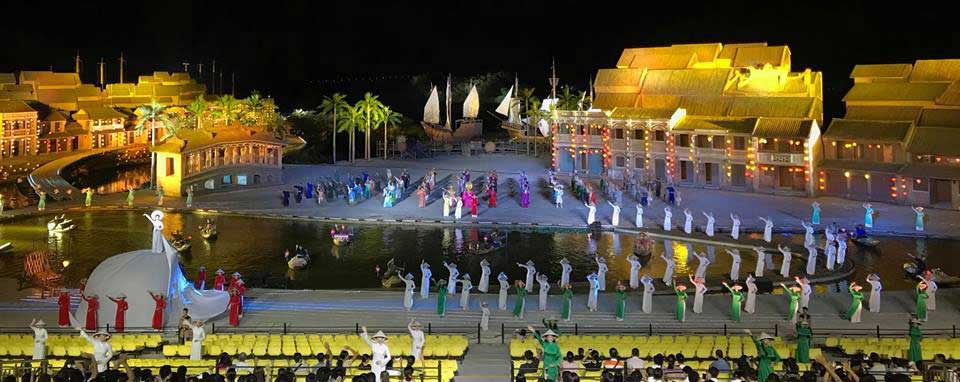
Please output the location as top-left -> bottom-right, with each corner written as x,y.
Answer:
435,278 -> 448,317
58,291 -> 70,327
661,253 -> 675,285
730,213 -> 741,240
559,258 -> 572,288
454,195 -> 463,220
360,327 -> 392,382
634,204 -> 643,228
488,182 -> 497,208
862,203 -> 874,228
442,189 -> 452,217
867,273 -> 882,313
753,247 -> 767,277
214,269 -> 226,291
726,249 -> 741,281
759,217 -> 774,243
690,276 -> 706,314
420,260 -> 432,299
584,202 -> 596,225
228,287 -> 241,326
560,284 -> 573,321
478,258 -> 491,293
915,280 -> 928,321
156,186 -> 164,206
553,185 -> 563,208
586,273 -> 600,312
195,266 -> 206,290
801,220 -> 815,246
518,260 -> 536,292
722,282 -> 744,322
912,206 -> 925,231
701,211 -> 715,237
126,188 -> 135,207
83,187 -> 93,207
777,244 -> 792,278
804,242 -> 818,275
416,185 -> 426,208
745,330 -> 780,382
528,325 -> 561,382
921,270 -> 938,311
674,282 -> 688,322
30,319 -> 48,360
907,316 -> 923,363
683,208 -> 693,234
534,273 -> 550,311
190,320 -> 206,361
512,280 -> 527,319
824,238 -> 836,271
459,275 -> 473,311
83,294 -> 99,330
76,328 -> 113,372
149,291 -> 166,330
836,231 -> 848,266
663,207 -> 673,231
614,281 -> 628,321
479,303 -> 490,331
641,274 -> 654,314
811,201 -> 821,225
693,251 -> 710,279
627,255 -> 642,289
443,261 -> 459,296
796,319 -> 812,364
595,257 -> 608,291
844,281 -> 865,323
780,283 -> 801,323
497,272 -> 509,310
795,276 -> 812,310
400,273 -> 416,312
745,274 -> 758,314
37,191 -> 46,211
466,184 -> 478,218
108,294 -> 128,333
186,186 -> 194,208
408,320 -> 425,361
608,201 -> 621,226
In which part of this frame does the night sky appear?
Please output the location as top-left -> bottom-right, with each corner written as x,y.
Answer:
2,0 -> 957,120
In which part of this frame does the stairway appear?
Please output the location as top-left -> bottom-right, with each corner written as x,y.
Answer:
454,343 -> 512,382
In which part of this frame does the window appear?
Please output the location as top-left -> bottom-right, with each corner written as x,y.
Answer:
713,137 -> 725,149
635,157 -> 644,168
633,129 -> 644,140
913,177 -> 928,192
654,130 -> 665,141
204,179 -> 215,189
677,134 -> 690,147
222,175 -> 232,184
237,175 -> 248,185
695,135 -> 710,148
680,161 -> 690,180
733,136 -> 746,150
165,158 -> 175,176
614,129 -> 624,139
615,156 -> 625,167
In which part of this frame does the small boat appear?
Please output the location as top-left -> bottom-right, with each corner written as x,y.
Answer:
287,246 -> 311,269
634,232 -> 655,257
199,219 -> 218,240
851,236 -> 880,247
170,231 -> 192,253
380,258 -> 405,288
469,231 -> 506,255
0,242 -> 12,254
46,215 -> 76,234
903,265 -> 960,286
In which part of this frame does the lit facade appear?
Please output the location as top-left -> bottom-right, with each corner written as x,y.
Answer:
0,100 -> 39,158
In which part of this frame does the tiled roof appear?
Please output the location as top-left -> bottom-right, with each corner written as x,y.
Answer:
936,80 -> 960,106
594,69 -> 645,93
592,93 -> 637,110
918,108 -> 960,128
751,117 -> 815,139
843,105 -> 922,122
824,119 -> 912,142
628,53 -> 696,70
717,43 -> 769,62
74,106 -> 126,121
906,126 -> 960,156
909,59 -> 960,82
641,68 -> 731,96
818,159 -> 904,174
608,107 -> 676,120
152,126 -> 284,154
843,82 -> 949,102
36,89 -> 78,109
727,97 -> 816,119
732,45 -> 790,68
674,116 -> 756,134
850,64 -> 913,80
0,100 -> 37,114
19,71 -> 80,88
0,73 -> 15,85
899,162 -> 960,180
75,84 -> 103,99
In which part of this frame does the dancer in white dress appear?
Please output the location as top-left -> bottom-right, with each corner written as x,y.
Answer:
408,320 -> 426,361
480,303 -> 490,331
641,274 -> 655,313
745,274 -> 758,314
400,273 -> 416,311
595,257 -> 609,291
824,239 -> 836,271
730,213 -> 741,240
454,196 -> 463,220
497,272 -> 509,310
866,273 -> 882,313
190,320 -> 206,361
518,260 -> 536,292
627,255 -> 642,289
360,327 -> 391,382
777,244 -> 792,278
30,319 -> 47,360
919,271 -> 938,311
420,261 -> 432,299
794,276 -> 812,309
635,204 -> 643,228
559,258 -> 572,288
759,217 -> 774,243
690,276 -> 707,314
443,261 -> 459,295
753,247 -> 766,277
145,210 -> 165,252
584,202 -> 597,225
586,273 -> 600,312
702,211 -> 715,237
663,207 -> 673,231
537,273 -> 550,311
608,201 -> 621,226
683,208 -> 694,234
801,220 -> 815,246
726,249 -> 742,281
836,232 -> 848,266
459,275 -> 473,311
478,259 -> 491,293
693,251 -> 710,279
805,242 -> 818,275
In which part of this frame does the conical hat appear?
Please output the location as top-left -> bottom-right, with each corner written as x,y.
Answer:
371,331 -> 388,339
543,330 -> 559,337
758,332 -> 775,341
93,331 -> 112,339
34,320 -> 46,327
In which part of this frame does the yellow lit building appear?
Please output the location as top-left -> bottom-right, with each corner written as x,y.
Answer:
553,42 -> 823,196
0,100 -> 39,158
819,59 -> 960,208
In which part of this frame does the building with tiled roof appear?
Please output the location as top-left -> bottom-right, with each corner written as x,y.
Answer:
74,106 -> 131,149
553,42 -> 823,196
0,100 -> 39,158
820,58 -> 960,208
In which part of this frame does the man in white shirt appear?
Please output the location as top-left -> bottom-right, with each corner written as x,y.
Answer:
626,348 -> 646,374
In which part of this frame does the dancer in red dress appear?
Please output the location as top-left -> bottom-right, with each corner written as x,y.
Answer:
148,291 -> 165,331
229,272 -> 241,291
195,266 -> 206,290
82,294 -> 99,330
214,269 -> 226,291
58,291 -> 71,327
236,279 -> 247,317
228,288 -> 241,327
108,294 -> 128,332
487,185 -> 497,208
78,278 -> 87,294
416,185 -> 427,208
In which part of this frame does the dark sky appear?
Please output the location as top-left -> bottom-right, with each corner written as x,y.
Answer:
2,0 -> 957,119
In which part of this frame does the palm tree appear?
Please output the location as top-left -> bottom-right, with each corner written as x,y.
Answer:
355,92 -> 384,161
338,105 -> 363,162
319,93 -> 349,164
134,100 -> 170,189
214,95 -> 239,126
379,106 -> 403,159
162,114 -> 190,140
185,98 -> 208,131
519,87 -> 536,115
242,93 -> 265,126
557,86 -> 578,111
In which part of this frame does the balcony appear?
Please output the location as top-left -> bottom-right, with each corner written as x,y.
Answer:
757,152 -> 805,166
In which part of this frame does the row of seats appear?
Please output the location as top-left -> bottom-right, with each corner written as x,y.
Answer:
510,335 -> 822,361
166,334 -> 468,359
826,337 -> 960,360
0,334 -> 162,357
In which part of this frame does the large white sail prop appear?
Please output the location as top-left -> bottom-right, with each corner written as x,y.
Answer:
495,86 -> 513,116
423,86 -> 440,124
463,85 -> 480,119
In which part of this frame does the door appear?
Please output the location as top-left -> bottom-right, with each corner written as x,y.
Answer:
704,163 -> 715,185
655,159 -> 666,180
558,152 -> 574,172
588,153 -> 603,175
931,179 -> 953,205
731,164 -> 746,187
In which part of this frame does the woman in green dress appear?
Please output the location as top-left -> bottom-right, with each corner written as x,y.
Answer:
915,281 -> 929,321
907,316 -> 923,363
745,329 -> 781,382
126,188 -> 135,207
435,278 -> 448,317
512,280 -> 527,319
795,320 -> 812,363
528,324 -> 561,382
614,281 -> 628,321
674,282 -> 688,322
780,283 -> 801,323
560,284 -> 573,321
844,281 -> 865,323
722,281 -> 744,322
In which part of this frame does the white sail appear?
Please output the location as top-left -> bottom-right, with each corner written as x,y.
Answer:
495,86 -> 513,116
423,86 -> 440,124
445,75 -> 452,130
463,85 -> 480,119
541,98 -> 558,111
538,119 -> 551,137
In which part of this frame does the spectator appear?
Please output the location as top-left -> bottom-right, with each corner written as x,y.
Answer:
602,348 -> 622,369
626,349 -> 645,375
517,350 -> 540,381
706,367 -> 721,382
583,350 -> 602,371
710,350 -> 730,372
234,353 -> 251,374
560,352 -> 580,377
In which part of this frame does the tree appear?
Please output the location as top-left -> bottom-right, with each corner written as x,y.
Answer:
184,98 -> 208,131
241,93 -> 265,126
338,104 -> 363,162
556,86 -> 579,111
213,95 -> 239,126
162,114 -> 190,140
355,92 -> 384,161
379,106 -> 403,159
519,87 -> 536,115
134,100 -> 171,189
319,93 -> 349,164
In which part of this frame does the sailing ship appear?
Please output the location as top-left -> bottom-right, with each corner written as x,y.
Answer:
495,74 -> 554,141
421,74 -> 483,143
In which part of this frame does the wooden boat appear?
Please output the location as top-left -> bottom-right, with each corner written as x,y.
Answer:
902,265 -> 960,286
420,75 -> 482,143
332,233 -> 352,246
46,215 -> 76,234
170,231 -> 192,253
851,236 -> 879,247
288,255 -> 309,269
199,220 -> 218,240
380,258 -> 404,288
0,242 -> 12,254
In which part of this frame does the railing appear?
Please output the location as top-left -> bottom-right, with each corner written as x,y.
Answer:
756,152 -> 805,166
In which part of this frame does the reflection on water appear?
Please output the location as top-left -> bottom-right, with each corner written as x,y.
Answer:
0,211 -> 956,291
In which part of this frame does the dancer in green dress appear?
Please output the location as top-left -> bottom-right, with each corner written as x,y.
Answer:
126,188 -> 135,207
435,278 -> 447,317
528,325 -> 561,382
674,282 -> 688,322
745,329 -> 781,382
614,281 -> 627,321
186,186 -> 194,208
37,191 -> 46,211
844,282 -> 865,323
560,284 -> 573,321
915,281 -> 929,321
907,315 -> 922,363
795,320 -> 812,363
722,281 -> 744,322
512,280 -> 527,319
83,188 -> 93,207
780,283 -> 801,323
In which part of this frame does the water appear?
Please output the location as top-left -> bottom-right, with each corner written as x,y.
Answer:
1,211 -> 956,291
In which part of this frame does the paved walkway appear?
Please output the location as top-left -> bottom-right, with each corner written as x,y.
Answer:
27,145 -> 146,197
